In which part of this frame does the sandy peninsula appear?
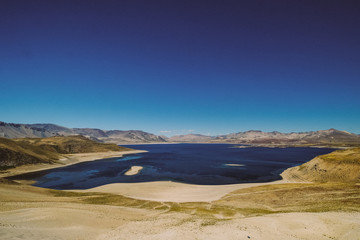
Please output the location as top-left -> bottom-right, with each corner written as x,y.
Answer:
79,180 -> 285,202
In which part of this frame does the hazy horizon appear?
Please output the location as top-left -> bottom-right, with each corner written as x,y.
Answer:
1,1 -> 359,136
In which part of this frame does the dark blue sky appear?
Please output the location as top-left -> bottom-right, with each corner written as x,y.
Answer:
1,0 -> 360,136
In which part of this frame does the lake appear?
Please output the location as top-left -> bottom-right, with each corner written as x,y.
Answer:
27,144 -> 334,189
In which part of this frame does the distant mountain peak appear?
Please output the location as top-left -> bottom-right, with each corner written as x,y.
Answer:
1,120 -> 359,146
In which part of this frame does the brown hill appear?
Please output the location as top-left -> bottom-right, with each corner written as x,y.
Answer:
168,134 -> 213,142
215,129 -> 360,146
0,121 -> 167,144
281,147 -> 360,183
0,121 -> 57,138
0,135 -> 132,169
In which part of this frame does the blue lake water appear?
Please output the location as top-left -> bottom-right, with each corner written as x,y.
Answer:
26,144 -> 334,189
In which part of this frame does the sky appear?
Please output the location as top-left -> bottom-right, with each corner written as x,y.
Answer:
1,0 -> 360,136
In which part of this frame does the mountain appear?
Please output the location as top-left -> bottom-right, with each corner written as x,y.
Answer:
211,129 -> 360,146
1,121 -> 359,146
168,134 -> 213,142
26,123 -> 76,136
72,128 -> 167,144
0,121 -> 58,138
72,128 -> 108,138
104,130 -> 167,144
0,121 -> 167,144
0,135 -> 131,169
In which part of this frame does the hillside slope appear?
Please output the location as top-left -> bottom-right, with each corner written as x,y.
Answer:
281,148 -> 360,183
76,129 -> 167,144
0,121 -> 57,138
168,134 -> 213,142
0,136 -> 132,169
0,138 -> 60,169
0,121 -> 167,144
214,129 -> 360,146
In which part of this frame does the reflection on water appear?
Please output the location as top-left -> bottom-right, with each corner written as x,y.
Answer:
26,144 -> 334,189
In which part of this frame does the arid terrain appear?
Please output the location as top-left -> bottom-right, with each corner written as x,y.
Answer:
0,141 -> 359,240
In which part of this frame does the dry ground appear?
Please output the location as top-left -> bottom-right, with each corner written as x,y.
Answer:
1,180 -> 359,240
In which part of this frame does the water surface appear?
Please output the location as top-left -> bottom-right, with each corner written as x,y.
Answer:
27,144 -> 334,189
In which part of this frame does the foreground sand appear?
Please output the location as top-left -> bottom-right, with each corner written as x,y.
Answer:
1,202 -> 359,240
1,182 -> 359,240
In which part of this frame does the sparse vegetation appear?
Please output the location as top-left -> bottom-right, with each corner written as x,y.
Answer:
0,135 -> 133,168
283,147 -> 360,183
319,147 -> 360,164
41,182 -> 359,219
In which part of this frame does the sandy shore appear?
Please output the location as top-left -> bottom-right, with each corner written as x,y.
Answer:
1,181 -> 359,240
0,150 -> 147,178
79,180 -> 285,202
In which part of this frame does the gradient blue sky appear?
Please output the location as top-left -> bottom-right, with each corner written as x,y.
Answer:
1,0 -> 359,136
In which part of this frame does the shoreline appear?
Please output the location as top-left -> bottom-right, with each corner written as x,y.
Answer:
76,179 -> 287,202
0,150 -> 147,178
2,148 -> 309,203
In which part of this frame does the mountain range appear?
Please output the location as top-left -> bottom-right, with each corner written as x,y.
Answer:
0,121 -> 167,144
1,121 -> 360,146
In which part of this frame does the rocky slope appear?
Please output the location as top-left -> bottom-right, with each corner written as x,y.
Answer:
0,135 -> 131,169
281,147 -> 360,183
0,121 -> 167,144
72,129 -> 167,144
2,121 -> 359,146
212,129 -> 360,146
0,121 -> 57,138
26,123 -> 76,136
168,134 -> 213,142
167,129 -> 360,146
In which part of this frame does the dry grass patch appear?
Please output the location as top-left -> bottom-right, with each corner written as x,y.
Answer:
217,183 -> 360,213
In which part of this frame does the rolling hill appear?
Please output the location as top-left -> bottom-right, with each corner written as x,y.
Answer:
282,147 -> 360,183
168,134 -> 213,142
0,135 -> 132,169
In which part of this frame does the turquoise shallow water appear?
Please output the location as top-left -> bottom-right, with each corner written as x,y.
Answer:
26,144 -> 334,189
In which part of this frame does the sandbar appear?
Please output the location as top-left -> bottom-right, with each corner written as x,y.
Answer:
124,166 -> 143,175
224,163 -> 245,167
